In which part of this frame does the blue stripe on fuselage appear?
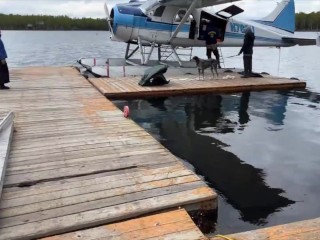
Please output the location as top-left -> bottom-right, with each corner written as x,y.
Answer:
113,5 -> 189,34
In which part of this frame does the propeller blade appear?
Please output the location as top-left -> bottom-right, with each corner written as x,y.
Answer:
104,2 -> 114,36
104,2 -> 110,19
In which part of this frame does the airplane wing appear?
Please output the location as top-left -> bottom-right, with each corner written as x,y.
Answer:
140,0 -> 241,15
282,35 -> 320,47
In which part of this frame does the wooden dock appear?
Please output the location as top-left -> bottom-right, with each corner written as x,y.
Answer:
0,67 -> 216,239
0,66 -> 315,240
211,217 -> 320,240
88,73 -> 306,99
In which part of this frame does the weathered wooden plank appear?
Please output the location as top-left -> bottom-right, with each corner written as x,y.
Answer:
4,153 -> 176,187
0,175 -> 201,218
210,217 -> 320,240
10,132 -> 150,151
2,162 -> 182,195
40,209 -> 197,240
0,187 -> 214,240
1,181 -> 207,228
8,139 -> 157,162
0,167 -> 194,206
146,229 -> 207,240
1,167 -> 188,203
12,126 -> 147,138
7,144 -> 164,171
42,217 -> 204,240
13,121 -> 137,133
6,150 -> 170,178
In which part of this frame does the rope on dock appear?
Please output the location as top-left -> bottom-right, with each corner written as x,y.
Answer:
215,234 -> 235,240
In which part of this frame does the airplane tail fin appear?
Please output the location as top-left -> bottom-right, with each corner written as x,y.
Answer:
256,0 -> 295,33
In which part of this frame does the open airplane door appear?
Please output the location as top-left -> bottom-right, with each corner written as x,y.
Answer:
199,5 -> 243,42
216,5 -> 244,19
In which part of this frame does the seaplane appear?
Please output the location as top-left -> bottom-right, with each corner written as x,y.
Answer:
103,0 -> 319,66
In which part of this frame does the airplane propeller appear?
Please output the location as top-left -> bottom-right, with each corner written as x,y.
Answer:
104,2 -> 114,37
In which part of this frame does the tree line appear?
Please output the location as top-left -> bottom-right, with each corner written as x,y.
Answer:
0,12 -> 319,31
296,12 -> 320,31
0,14 -> 107,30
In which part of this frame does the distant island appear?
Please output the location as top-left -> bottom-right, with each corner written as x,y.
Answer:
0,12 -> 319,31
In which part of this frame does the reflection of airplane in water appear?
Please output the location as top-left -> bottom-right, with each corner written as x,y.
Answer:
116,91 -> 299,226
156,94 -> 295,225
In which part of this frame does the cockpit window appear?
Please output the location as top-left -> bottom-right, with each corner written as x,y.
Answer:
154,6 -> 166,17
118,6 -> 145,16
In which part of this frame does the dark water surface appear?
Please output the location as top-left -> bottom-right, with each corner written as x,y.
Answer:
2,31 -> 320,235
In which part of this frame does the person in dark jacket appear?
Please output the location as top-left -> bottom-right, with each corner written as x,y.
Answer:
0,30 -> 10,89
205,24 -> 221,68
238,27 -> 255,78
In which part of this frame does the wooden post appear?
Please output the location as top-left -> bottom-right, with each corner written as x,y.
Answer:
106,61 -> 110,78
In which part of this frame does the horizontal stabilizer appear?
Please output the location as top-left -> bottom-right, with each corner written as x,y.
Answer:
282,37 -> 318,46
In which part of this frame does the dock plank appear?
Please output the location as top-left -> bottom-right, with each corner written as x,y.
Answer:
0,187 -> 213,239
1,169 -> 193,208
0,180 -> 205,227
211,217 -> 320,240
0,67 -> 216,239
41,209 -> 206,240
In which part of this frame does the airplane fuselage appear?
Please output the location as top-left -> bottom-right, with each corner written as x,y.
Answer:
109,3 -> 295,48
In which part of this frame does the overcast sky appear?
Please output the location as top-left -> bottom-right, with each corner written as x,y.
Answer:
0,0 -> 319,18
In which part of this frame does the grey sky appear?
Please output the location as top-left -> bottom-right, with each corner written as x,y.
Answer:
0,0 -> 319,18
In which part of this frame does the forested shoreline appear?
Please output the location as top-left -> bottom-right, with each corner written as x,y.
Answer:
0,14 -> 107,30
0,12 -> 319,31
296,12 -> 320,31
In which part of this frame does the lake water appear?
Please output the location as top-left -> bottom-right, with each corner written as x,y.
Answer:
2,31 -> 320,235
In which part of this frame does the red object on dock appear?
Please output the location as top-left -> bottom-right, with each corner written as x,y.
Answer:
124,106 -> 129,118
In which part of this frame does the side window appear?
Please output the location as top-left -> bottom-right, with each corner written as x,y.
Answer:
175,9 -> 186,22
154,6 -> 165,17
174,9 -> 193,23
